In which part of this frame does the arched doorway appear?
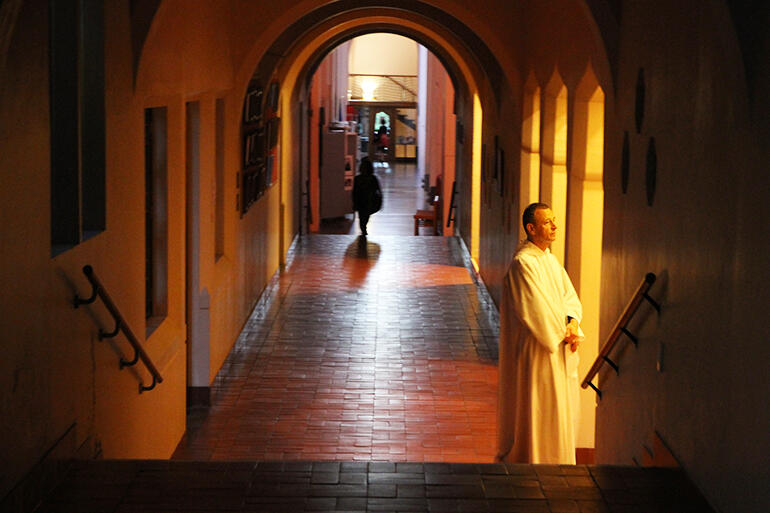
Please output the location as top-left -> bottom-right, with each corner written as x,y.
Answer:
232,4 -> 505,260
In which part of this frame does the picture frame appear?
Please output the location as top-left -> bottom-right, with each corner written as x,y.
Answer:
266,81 -> 280,114
243,132 -> 254,167
266,117 -> 281,149
244,84 -> 263,123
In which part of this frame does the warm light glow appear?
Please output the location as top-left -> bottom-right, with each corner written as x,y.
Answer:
470,258 -> 479,274
520,76 -> 541,240
362,78 -> 377,101
541,74 -> 568,264
567,67 -> 605,451
471,93 -> 482,262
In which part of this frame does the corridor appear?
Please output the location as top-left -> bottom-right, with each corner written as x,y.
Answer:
319,163 -> 437,236
173,234 -> 500,462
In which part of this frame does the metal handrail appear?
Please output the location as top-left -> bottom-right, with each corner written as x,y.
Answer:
73,265 -> 163,393
581,272 -> 660,398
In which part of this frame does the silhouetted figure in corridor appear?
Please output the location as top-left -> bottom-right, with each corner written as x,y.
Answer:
352,157 -> 382,237
498,202 -> 584,464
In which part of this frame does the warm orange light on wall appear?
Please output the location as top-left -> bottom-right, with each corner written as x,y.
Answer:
567,66 -> 605,450
471,93 -> 482,262
541,72 -> 568,265
519,73 -> 541,240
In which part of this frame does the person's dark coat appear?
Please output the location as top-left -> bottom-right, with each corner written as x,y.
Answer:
352,165 -> 382,215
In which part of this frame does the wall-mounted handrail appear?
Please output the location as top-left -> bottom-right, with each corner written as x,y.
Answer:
73,265 -> 163,393
582,272 -> 660,398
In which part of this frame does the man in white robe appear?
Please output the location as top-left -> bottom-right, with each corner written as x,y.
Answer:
497,202 -> 584,464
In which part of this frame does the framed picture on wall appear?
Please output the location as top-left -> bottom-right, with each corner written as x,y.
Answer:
266,82 -> 280,115
243,132 -> 254,167
266,117 -> 281,149
244,84 -> 263,123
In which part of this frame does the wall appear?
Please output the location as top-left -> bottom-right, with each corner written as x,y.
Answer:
6,1 -> 766,512
0,0 -> 282,500
348,33 -> 418,76
0,0 -> 188,500
308,45 -> 348,232
596,2 -> 770,512
424,51 -> 457,235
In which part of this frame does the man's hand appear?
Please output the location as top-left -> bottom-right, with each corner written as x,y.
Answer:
565,319 -> 583,353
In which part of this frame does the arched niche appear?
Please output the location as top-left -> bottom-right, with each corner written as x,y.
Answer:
541,69 -> 569,264
567,63 -> 606,451
519,71 -> 542,240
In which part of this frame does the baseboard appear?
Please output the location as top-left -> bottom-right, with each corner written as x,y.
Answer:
576,447 -> 595,464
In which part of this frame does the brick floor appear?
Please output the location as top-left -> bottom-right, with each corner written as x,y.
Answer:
37,460 -> 714,512
32,234 -> 715,512
173,234 -> 500,462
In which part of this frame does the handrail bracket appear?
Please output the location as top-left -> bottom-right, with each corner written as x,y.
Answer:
586,381 -> 602,399
620,327 -> 638,346
139,375 -> 159,394
99,319 -> 121,340
603,356 -> 619,374
120,347 -> 140,369
73,265 -> 163,393
642,292 -> 661,312
73,282 -> 98,308
581,272 -> 660,395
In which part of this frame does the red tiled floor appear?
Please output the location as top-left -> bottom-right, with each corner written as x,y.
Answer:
173,234 -> 500,462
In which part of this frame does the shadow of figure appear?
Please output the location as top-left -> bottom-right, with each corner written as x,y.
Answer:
343,236 -> 381,288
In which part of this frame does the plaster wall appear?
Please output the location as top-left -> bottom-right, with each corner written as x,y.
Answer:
349,33 -> 418,76
6,1 -> 766,512
424,52 -> 456,235
0,0 -> 190,499
596,2 -> 770,512
0,0 -> 280,499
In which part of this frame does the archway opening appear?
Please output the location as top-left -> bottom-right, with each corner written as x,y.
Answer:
568,66 -> 605,452
519,72 -> 542,240
541,71 -> 569,265
298,32 -> 458,236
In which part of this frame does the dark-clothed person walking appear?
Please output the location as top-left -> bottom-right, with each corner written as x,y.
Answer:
352,157 -> 382,236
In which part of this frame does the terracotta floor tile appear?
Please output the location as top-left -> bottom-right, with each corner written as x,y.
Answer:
173,233 -> 500,463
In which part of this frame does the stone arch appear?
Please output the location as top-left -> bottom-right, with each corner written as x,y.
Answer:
233,6 -> 507,260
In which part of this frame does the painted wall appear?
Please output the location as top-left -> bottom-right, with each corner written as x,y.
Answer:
470,0 -> 770,511
596,2 -> 770,512
424,51 -> 457,235
0,0 -> 281,500
349,33 -> 418,76
308,45 -> 350,232
3,2 -> 767,512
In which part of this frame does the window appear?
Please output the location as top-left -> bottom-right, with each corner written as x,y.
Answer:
145,107 -> 168,328
50,1 -> 105,255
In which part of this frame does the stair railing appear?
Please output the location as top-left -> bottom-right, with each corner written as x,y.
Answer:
582,272 -> 660,398
73,265 -> 163,393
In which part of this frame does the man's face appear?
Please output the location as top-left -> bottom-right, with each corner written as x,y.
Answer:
528,208 -> 557,247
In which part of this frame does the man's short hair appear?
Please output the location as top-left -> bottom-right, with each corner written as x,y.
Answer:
522,202 -> 550,232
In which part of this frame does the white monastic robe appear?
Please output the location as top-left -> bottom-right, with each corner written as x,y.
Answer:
497,239 -> 583,464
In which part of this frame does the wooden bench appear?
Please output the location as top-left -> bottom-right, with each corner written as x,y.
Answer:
414,193 -> 441,235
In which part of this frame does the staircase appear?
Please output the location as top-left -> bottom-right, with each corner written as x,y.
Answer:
30,459 -> 715,512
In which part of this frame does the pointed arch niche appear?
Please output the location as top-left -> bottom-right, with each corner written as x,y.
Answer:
540,71 -> 568,264
567,65 -> 605,450
519,73 -> 541,240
